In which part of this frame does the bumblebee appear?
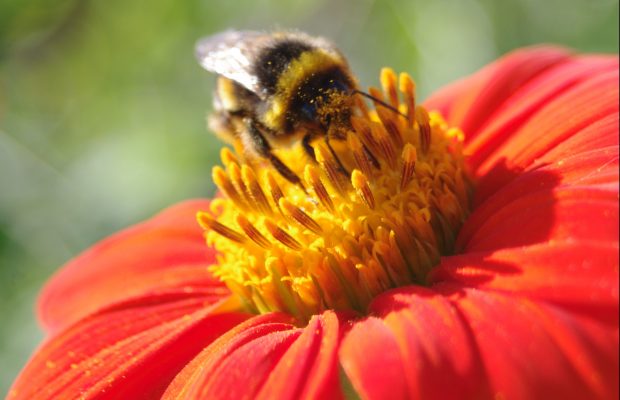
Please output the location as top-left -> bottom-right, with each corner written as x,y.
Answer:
195,30 -> 360,185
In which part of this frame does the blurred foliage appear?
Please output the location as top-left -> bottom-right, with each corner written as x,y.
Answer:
0,0 -> 617,393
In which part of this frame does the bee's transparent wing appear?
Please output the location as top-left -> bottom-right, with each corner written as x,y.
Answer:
195,30 -> 270,95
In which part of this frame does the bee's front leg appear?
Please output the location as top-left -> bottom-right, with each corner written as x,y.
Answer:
325,136 -> 350,178
301,132 -> 316,161
243,118 -> 304,188
303,130 -> 351,178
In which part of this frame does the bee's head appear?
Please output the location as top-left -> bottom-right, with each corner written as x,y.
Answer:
286,70 -> 409,138
316,88 -> 354,129
291,70 -> 355,132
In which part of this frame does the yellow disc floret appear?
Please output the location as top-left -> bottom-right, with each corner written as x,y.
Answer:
199,69 -> 472,321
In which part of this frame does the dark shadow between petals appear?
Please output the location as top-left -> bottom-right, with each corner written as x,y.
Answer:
438,157 -> 562,287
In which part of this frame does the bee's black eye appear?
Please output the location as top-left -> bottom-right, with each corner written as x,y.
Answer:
300,103 -> 316,120
327,79 -> 348,92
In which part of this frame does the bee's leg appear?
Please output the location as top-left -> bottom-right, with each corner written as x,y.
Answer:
325,136 -> 350,178
303,132 -> 350,178
244,119 -> 304,188
362,144 -> 380,169
301,132 -> 316,161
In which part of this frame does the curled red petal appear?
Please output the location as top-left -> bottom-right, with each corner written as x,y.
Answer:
165,311 -> 350,400
9,293 -> 250,400
162,313 -> 299,399
38,199 -> 223,333
256,311 -> 348,400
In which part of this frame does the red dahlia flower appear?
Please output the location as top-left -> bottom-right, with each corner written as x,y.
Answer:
9,46 -> 619,400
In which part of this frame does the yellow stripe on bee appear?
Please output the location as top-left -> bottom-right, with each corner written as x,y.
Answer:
262,50 -> 348,131
217,77 -> 240,111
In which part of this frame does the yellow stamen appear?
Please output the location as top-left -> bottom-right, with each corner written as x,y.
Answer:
279,198 -> 323,234
220,147 -> 239,167
347,133 -> 375,177
380,68 -> 400,109
241,165 -> 271,215
415,106 -> 431,153
315,143 -> 348,195
376,106 -> 404,148
351,116 -> 380,160
227,163 -> 251,208
400,143 -> 417,190
200,71 -> 472,322
265,171 -> 285,211
264,220 -> 303,251
351,170 -> 375,209
212,166 -> 248,211
197,212 -> 246,244
368,87 -> 386,107
304,165 -> 335,213
371,121 -> 398,168
236,214 -> 271,248
353,92 -> 371,120
399,73 -> 416,127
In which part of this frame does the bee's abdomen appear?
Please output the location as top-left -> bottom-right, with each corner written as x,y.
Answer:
254,40 -> 313,95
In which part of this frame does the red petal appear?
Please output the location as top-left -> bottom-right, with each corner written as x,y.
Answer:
464,185 -> 618,251
424,46 -> 572,140
474,68 -> 618,201
256,311 -> 347,400
339,317 -> 410,400
437,137 -> 619,337
9,293 -> 249,400
537,114 -> 619,166
432,243 -> 619,317
343,287 -> 618,399
448,289 -> 618,399
456,145 -> 618,251
38,199 -> 223,333
465,56 -> 618,172
341,286 -> 491,399
165,311 -> 349,400
425,49 -> 618,206
456,84 -> 618,250
162,313 -> 299,399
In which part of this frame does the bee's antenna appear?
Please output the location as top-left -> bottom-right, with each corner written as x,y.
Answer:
351,89 -> 409,120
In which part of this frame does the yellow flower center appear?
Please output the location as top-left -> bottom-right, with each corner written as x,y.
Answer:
198,69 -> 472,321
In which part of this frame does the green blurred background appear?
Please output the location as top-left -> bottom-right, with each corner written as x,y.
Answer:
0,0 -> 617,393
